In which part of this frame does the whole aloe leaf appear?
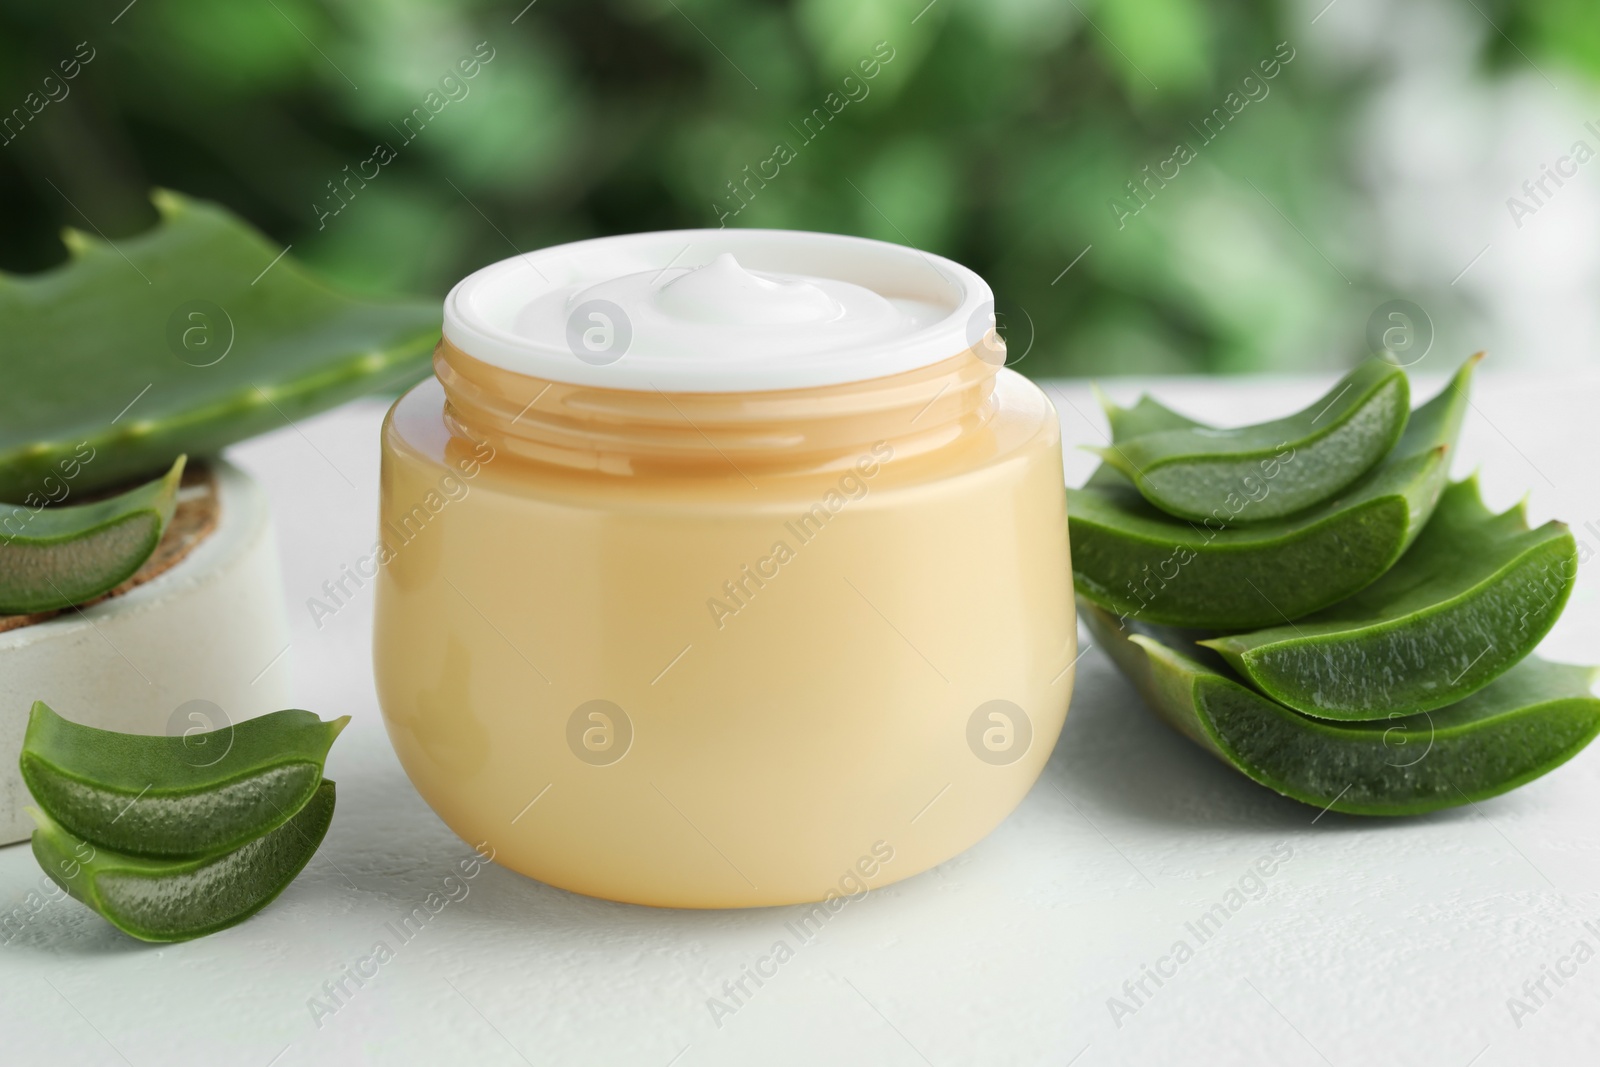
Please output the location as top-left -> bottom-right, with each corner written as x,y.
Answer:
0,456 -> 184,614
1093,359 -> 1410,522
1082,601 -> 1600,816
1069,356 -> 1476,630
1201,478 -> 1577,719
0,190 -> 439,500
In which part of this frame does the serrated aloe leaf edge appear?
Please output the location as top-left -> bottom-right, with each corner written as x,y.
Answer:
0,190 -> 440,500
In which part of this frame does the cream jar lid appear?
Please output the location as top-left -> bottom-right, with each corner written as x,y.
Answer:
441,229 -> 993,392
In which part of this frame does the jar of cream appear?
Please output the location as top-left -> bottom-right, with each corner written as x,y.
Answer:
374,230 -> 1075,908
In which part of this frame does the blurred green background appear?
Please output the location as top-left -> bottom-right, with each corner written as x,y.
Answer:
1,0 -> 1594,376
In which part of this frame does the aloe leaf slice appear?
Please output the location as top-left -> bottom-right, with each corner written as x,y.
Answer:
30,780 -> 336,943
20,702 -> 349,859
0,190 -> 439,501
1093,359 -> 1410,522
0,456 -> 185,614
1201,478 -> 1578,718
1068,356 -> 1476,630
1081,601 -> 1600,815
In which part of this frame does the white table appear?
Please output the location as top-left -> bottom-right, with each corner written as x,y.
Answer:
3,367 -> 1598,1066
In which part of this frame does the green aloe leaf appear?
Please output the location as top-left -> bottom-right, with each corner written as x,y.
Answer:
0,456 -> 184,614
1082,601 -> 1600,816
20,702 -> 349,859
0,190 -> 439,501
1201,478 -> 1578,718
1093,359 -> 1410,522
1068,356 -> 1476,630
30,780 -> 336,943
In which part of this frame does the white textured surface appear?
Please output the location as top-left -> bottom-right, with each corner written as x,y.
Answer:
1,368 -> 1598,1067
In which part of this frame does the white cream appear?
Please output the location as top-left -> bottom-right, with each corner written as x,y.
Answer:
442,229 -> 993,392
650,252 -> 844,325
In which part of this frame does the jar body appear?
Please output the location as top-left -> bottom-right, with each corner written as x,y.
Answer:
373,370 -> 1075,908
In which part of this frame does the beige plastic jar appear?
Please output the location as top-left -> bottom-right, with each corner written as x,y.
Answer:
373,230 -> 1075,908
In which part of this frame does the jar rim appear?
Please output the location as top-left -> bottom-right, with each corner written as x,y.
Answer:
441,229 -> 995,394
435,338 -> 1002,479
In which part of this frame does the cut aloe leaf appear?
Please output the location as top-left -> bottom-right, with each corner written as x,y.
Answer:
1082,601 -> 1600,815
0,456 -> 185,614
20,702 -> 349,859
0,190 -> 439,501
1069,356 -> 1476,630
31,779 -> 335,943
1202,478 -> 1578,719
1093,359 -> 1409,522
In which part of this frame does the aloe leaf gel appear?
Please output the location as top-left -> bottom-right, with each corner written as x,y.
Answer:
1202,478 -> 1577,718
1073,355 -> 1599,813
30,780 -> 336,943
21,703 -> 348,859
0,456 -> 184,614
1069,357 -> 1475,629
1083,602 -> 1600,815
1093,359 -> 1409,522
